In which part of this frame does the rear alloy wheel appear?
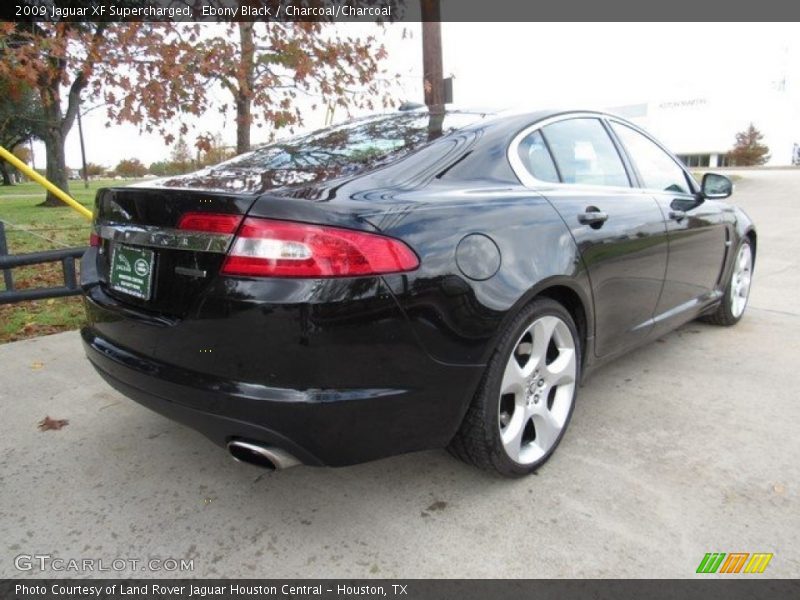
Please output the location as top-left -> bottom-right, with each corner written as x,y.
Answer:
448,298 -> 580,477
703,239 -> 754,326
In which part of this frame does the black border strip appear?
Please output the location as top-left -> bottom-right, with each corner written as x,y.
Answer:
2,579 -> 800,600
2,0 -> 800,22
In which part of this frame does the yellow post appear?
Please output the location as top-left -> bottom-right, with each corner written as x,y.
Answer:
0,145 -> 93,221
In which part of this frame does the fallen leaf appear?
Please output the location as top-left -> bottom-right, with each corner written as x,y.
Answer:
38,416 -> 69,431
30,361 -> 43,370
773,483 -> 786,495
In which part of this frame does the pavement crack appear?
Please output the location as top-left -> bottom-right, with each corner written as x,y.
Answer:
749,306 -> 800,318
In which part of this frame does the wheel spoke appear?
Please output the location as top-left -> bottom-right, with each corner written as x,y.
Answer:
530,316 -> 558,363
501,356 -> 527,395
739,250 -> 750,271
544,348 -> 576,386
533,409 -> 560,451
500,411 -> 527,462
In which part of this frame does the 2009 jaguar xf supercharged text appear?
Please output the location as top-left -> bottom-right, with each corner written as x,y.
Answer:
81,109 -> 755,477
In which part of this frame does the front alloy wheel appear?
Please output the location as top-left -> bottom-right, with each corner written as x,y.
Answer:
703,238 -> 754,326
730,241 -> 753,319
448,298 -> 580,477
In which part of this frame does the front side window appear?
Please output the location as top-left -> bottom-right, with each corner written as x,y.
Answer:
541,118 -> 630,187
611,122 -> 691,194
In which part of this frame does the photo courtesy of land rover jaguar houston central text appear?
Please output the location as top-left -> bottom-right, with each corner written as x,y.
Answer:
81,109 -> 756,477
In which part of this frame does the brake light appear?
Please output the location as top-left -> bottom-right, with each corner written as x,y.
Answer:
221,218 -> 419,278
177,212 -> 242,234
89,232 -> 101,247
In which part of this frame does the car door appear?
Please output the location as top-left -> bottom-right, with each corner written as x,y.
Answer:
512,116 -> 669,358
608,120 -> 729,332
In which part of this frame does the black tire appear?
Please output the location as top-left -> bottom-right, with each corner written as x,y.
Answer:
702,238 -> 754,327
448,297 -> 581,477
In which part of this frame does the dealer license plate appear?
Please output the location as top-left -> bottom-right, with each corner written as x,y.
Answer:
109,244 -> 155,300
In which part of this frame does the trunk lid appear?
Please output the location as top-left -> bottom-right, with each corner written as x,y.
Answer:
90,111 -> 490,316
93,187 -> 258,317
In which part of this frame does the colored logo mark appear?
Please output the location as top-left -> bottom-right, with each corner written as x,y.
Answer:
696,552 -> 773,574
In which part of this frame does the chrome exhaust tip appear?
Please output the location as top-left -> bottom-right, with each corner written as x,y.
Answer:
227,440 -> 301,471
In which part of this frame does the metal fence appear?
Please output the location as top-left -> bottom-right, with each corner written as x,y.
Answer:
0,221 -> 87,305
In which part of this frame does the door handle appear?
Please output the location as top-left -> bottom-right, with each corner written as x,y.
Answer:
578,209 -> 609,227
669,210 -> 687,221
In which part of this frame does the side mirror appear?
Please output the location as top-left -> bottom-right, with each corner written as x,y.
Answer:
702,173 -> 733,199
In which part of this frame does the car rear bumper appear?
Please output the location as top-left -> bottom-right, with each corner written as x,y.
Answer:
82,327 -> 325,465
82,325 -> 486,467
80,243 -> 486,466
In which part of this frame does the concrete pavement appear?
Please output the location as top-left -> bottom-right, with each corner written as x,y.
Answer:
1,169 -> 798,578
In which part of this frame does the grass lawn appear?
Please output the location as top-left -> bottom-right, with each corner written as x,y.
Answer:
0,178 -> 137,344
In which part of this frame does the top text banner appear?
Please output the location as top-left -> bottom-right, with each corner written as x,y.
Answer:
3,0 -> 800,22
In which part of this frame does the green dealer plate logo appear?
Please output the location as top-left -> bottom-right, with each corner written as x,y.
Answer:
109,244 -> 155,300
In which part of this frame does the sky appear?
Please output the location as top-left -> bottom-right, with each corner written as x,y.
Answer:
37,22 -> 800,171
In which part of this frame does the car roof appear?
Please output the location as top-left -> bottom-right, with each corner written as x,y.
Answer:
401,105 -> 623,131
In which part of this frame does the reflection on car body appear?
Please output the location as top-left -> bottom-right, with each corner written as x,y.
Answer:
81,108 -> 756,477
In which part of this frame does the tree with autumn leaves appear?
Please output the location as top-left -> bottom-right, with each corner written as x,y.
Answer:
0,19 -> 392,205
114,158 -> 147,178
0,22 -> 144,205
0,77 -> 41,185
118,22 -> 394,155
729,123 -> 770,167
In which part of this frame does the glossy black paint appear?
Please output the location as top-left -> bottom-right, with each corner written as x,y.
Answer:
536,185 -> 668,358
93,188 -> 258,317
81,109 -> 756,467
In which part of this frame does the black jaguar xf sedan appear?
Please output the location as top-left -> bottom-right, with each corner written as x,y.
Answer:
81,108 -> 755,477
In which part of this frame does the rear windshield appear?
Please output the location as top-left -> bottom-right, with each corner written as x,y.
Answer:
149,112 -> 484,193
225,112 -> 483,182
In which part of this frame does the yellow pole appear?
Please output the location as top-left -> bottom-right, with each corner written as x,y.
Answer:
0,145 -> 93,221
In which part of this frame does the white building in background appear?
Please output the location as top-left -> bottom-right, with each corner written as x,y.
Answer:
610,88 -> 800,167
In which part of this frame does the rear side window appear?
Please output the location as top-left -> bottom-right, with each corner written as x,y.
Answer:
541,118 -> 630,187
516,130 -> 560,183
610,122 -> 692,194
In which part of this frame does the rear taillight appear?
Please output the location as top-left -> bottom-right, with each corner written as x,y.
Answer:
177,212 -> 243,234
220,218 -> 419,278
89,232 -> 101,247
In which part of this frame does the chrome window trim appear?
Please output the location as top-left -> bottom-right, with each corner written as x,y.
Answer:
95,224 -> 233,254
507,111 -> 697,196
508,112 -> 634,191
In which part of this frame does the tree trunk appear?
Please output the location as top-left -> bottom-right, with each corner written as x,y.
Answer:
0,160 -> 12,186
40,127 -> 70,207
235,22 -> 255,155
235,93 -> 252,155
36,59 -> 85,207
38,76 -> 79,207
